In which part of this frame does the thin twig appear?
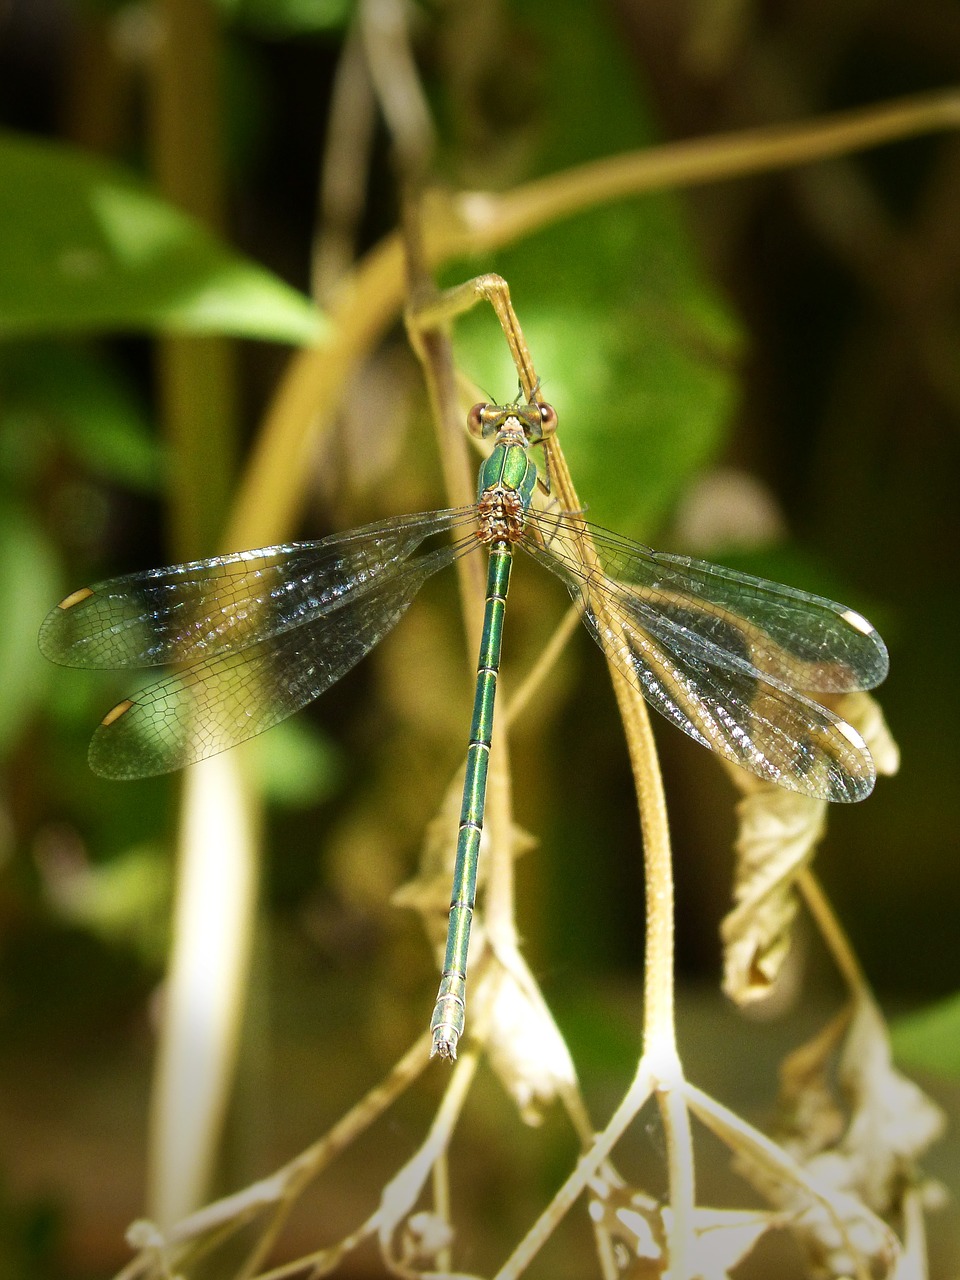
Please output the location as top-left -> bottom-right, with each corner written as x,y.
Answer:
494,1059 -> 655,1279
311,19 -> 376,303
446,87 -> 960,257
798,867 -> 871,995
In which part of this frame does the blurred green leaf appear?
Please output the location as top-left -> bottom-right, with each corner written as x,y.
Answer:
0,342 -> 162,491
444,0 -> 741,535
48,842 -> 172,965
0,508 -> 61,755
252,717 -> 343,808
0,132 -> 327,343
0,1177 -> 61,1280
892,993 -> 960,1080
216,0 -> 353,35
706,544 -> 896,641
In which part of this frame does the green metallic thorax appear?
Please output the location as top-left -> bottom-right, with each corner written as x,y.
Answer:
476,432 -> 538,514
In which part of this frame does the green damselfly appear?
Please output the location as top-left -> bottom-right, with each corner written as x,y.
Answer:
39,399 -> 888,1058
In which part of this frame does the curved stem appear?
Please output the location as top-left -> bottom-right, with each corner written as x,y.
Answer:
537,433 -> 677,1058
445,87 -> 960,256
231,88 -> 960,551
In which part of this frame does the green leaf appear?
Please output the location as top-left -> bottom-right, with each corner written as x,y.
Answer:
0,132 -> 327,344
0,508 -> 61,755
892,993 -> 960,1080
216,0 -> 354,35
50,842 -> 173,965
0,342 -> 163,491
442,0 -> 741,535
251,718 -> 342,808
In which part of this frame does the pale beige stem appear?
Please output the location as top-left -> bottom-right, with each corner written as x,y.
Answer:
798,866 -> 871,996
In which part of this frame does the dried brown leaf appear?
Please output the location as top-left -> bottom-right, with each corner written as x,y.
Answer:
840,691 -> 900,779
720,691 -> 898,1007
777,1007 -> 853,1157
393,764 -> 536,953
721,787 -> 826,1005
482,957 -> 578,1124
832,998 -> 945,1214
589,1184 -> 779,1279
736,997 -> 943,1276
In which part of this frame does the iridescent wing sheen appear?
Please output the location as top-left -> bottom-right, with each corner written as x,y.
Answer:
523,511 -> 888,802
40,510 -> 478,779
39,510 -> 474,670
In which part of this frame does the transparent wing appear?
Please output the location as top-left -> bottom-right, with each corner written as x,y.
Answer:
39,508 -> 474,670
524,511 -> 887,802
85,539 -> 475,779
527,511 -> 887,693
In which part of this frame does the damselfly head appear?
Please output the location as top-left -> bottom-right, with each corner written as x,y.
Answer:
467,399 -> 558,443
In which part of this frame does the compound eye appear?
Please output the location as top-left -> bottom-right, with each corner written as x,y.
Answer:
467,403 -> 488,437
538,402 -> 558,435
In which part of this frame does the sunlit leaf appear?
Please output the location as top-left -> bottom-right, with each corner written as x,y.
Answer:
0,133 -> 327,343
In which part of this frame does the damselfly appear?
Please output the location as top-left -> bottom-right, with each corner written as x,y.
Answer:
39,399 -> 888,1057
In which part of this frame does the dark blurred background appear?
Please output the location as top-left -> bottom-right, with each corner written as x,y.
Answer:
1,0 -> 959,1276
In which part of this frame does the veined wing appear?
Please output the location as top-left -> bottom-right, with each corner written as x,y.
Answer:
523,512 -> 886,802
84,538 -> 476,779
526,511 -> 888,693
39,508 -> 475,671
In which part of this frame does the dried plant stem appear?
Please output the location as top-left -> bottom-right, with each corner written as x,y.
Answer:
151,0 -> 236,559
129,1031 -> 434,1280
146,0 -> 246,1232
684,1081 -> 895,1279
236,1032 -> 433,1277
131,50 -> 950,1277
311,21 -> 376,303
375,1042 -> 484,1274
503,603 -> 581,729
417,273 -> 696,1274
411,273 -> 542,400
431,1149 -> 453,1276
233,88 -> 960,552
359,0 -> 434,183
495,1059 -> 655,1279
226,237 -> 405,548
405,271 -> 557,974
407,313 -> 486,628
447,87 -> 960,254
798,866 -> 871,995
147,755 -> 259,1229
539,418 -> 693,1273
